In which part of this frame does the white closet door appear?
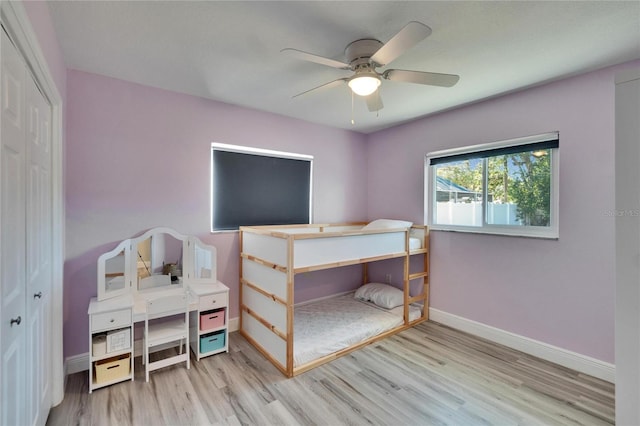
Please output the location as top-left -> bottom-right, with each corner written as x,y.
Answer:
25,66 -> 52,426
1,29 -> 27,426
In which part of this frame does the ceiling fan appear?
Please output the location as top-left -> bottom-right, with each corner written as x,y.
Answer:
281,21 -> 460,113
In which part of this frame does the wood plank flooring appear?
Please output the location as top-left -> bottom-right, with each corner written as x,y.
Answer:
47,321 -> 615,426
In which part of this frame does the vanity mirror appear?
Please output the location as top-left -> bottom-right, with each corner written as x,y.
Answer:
134,231 -> 183,291
189,237 -> 217,282
97,243 -> 131,301
97,227 -> 217,301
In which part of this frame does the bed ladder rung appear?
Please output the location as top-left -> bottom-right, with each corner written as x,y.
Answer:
409,248 -> 429,255
408,295 -> 425,304
409,271 -> 428,281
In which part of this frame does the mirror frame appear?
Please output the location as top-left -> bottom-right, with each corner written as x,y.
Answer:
186,236 -> 218,284
130,227 -> 188,294
97,227 -> 217,301
97,239 -> 132,301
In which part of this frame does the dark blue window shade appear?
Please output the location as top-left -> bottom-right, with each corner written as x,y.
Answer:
429,138 -> 559,165
211,149 -> 312,231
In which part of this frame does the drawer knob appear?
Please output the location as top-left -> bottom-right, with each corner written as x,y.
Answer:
33,292 -> 42,299
10,316 -> 21,326
110,318 -> 115,323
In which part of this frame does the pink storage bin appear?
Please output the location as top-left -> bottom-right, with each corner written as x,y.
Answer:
200,308 -> 225,331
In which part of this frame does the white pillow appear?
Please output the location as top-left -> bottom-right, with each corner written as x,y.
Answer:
354,283 -> 404,309
362,219 -> 413,230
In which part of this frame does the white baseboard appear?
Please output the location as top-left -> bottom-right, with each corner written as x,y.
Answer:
228,316 -> 239,333
65,352 -> 89,376
66,317 -> 240,375
429,308 -> 615,383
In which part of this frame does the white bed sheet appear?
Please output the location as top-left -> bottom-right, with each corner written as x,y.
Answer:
293,293 -> 421,366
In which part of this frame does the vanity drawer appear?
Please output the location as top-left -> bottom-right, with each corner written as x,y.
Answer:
198,292 -> 228,311
91,309 -> 131,332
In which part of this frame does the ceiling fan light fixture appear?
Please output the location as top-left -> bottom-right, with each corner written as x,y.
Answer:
348,74 -> 381,96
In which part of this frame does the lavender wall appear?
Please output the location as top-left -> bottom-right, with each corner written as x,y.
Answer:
60,50 -> 637,363
17,0 -> 638,372
64,70 -> 367,357
367,61 -> 640,364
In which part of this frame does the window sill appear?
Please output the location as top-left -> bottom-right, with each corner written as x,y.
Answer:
429,225 -> 559,240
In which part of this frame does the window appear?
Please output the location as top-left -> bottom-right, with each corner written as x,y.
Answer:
425,132 -> 559,238
211,143 -> 313,231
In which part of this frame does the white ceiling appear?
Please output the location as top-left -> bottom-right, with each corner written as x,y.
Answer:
48,1 -> 640,134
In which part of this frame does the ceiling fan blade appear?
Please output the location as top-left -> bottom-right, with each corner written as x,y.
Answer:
370,21 -> 432,66
383,69 -> 460,87
365,91 -> 384,112
292,78 -> 348,98
281,48 -> 350,70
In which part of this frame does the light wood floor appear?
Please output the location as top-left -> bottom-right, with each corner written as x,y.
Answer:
47,321 -> 615,426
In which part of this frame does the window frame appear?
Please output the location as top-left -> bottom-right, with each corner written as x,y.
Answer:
424,132 -> 559,239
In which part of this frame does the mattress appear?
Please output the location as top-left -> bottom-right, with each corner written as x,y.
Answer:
293,293 -> 421,366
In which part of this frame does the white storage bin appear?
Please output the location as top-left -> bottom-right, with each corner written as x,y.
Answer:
106,328 -> 131,353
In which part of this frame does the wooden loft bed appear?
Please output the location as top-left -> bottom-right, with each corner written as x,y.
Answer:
239,222 -> 429,377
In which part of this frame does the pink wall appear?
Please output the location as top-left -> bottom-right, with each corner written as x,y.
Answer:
367,61 -> 640,364
64,70 -> 368,357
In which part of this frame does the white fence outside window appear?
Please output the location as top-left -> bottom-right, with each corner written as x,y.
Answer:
436,201 -> 522,226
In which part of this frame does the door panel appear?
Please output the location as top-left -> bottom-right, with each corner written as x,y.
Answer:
1,29 -> 27,426
26,305 -> 41,425
1,339 -> 23,426
25,59 -> 53,426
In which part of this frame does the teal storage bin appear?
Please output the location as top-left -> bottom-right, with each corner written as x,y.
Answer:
200,330 -> 225,353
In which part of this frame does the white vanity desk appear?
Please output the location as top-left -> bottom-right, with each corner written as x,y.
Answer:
129,281 -> 227,322
88,227 -> 228,393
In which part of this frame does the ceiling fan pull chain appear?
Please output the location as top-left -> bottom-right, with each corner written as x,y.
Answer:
351,91 -> 355,125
